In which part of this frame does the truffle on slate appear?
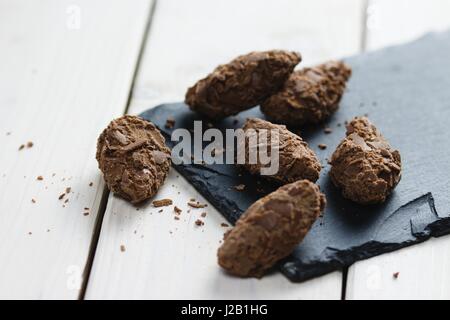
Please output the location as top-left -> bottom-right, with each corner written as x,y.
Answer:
217,180 -> 325,278
329,116 -> 402,204
96,115 -> 171,204
261,60 -> 352,126
185,50 -> 301,119
238,118 -> 321,183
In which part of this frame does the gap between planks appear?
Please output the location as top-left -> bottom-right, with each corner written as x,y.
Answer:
78,0 -> 158,300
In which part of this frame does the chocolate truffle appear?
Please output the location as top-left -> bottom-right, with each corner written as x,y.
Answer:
217,180 -> 325,278
261,60 -> 352,126
329,117 -> 402,204
96,115 -> 171,204
238,118 -> 321,183
185,50 -> 301,119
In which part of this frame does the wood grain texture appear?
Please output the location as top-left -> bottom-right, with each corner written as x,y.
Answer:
85,0 -> 365,299
365,0 -> 450,49
347,0 -> 450,300
0,0 -> 152,299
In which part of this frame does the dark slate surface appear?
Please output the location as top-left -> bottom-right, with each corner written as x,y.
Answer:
140,32 -> 450,282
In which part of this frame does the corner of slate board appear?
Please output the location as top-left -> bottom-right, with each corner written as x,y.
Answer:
140,30 -> 450,282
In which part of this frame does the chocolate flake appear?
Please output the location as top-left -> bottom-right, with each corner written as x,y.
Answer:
195,219 -> 204,226
174,206 -> 182,214
152,199 -> 173,207
188,201 -> 207,208
165,117 -> 176,129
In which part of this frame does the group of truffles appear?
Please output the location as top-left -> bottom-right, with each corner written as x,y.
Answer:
186,50 -> 301,119
96,49 -> 402,280
185,50 -> 351,126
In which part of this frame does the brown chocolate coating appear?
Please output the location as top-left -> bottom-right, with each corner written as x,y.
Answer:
96,115 -> 171,204
329,117 -> 402,204
238,118 -> 321,183
217,180 -> 325,278
185,50 -> 301,119
261,60 -> 352,126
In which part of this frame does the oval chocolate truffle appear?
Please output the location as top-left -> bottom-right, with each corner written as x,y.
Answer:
96,115 -> 171,204
329,116 -> 402,204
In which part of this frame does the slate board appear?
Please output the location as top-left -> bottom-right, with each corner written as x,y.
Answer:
140,31 -> 450,282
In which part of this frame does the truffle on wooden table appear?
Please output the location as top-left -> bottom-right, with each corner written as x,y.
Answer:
96,115 -> 171,204
329,116 -> 402,204
238,118 -> 321,183
185,50 -> 301,119
217,180 -> 325,278
261,61 -> 352,126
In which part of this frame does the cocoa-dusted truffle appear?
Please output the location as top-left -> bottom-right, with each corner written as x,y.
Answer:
185,50 -> 301,119
96,115 -> 171,204
217,180 -> 325,278
329,117 -> 401,204
238,118 -> 321,183
261,61 -> 352,126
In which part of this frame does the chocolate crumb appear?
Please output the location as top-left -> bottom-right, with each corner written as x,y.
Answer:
318,143 -> 327,150
83,212 -> 89,216
120,245 -> 126,252
195,219 -> 204,226
65,187 -> 71,194
188,201 -> 207,208
234,184 -> 246,191
84,207 -> 89,211
393,272 -> 400,279
36,176 -> 44,181
201,212 -> 207,218
165,117 -> 176,129
64,199 -> 69,204
158,209 -> 163,213
31,198 -> 36,203
27,141 -> 34,148
89,182 -> 93,187
152,199 -> 173,207
18,144 -> 25,151
174,216 -> 180,220
174,206 -> 182,214
28,232 -> 32,235
221,223 -> 229,227
58,193 -> 65,200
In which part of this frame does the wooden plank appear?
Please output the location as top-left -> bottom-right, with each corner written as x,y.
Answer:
347,0 -> 450,300
0,0 -> 152,299
85,0 -> 365,299
365,0 -> 450,50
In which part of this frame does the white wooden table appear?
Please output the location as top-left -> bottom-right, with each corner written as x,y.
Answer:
1,0 -> 450,300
